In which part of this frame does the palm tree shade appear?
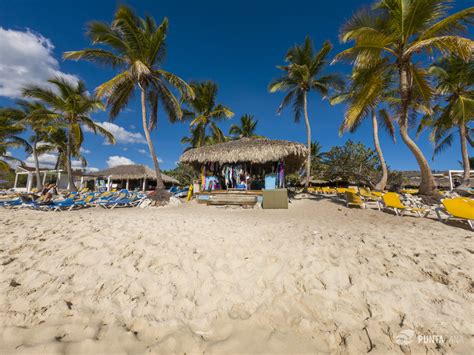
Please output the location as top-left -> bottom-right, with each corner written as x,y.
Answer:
335,0 -> 474,195
64,5 -> 193,201
22,77 -> 115,191
269,37 -> 343,191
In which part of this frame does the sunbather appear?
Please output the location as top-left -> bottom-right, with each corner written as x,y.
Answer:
43,184 -> 58,204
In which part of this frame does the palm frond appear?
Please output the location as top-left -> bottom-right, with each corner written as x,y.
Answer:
420,6 -> 474,39
378,108 -> 396,142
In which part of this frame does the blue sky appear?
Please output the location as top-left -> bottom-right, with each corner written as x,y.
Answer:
0,0 -> 470,171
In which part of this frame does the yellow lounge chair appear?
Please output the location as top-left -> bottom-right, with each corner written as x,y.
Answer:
400,188 -> 419,195
345,191 -> 366,208
381,192 -> 429,217
436,198 -> 474,230
359,187 -> 381,202
336,187 -> 347,195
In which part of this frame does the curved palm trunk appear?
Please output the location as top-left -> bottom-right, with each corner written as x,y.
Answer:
372,111 -> 388,191
32,139 -> 43,190
459,123 -> 471,187
303,91 -> 312,192
399,124 -> 436,194
466,128 -> 474,147
54,154 -> 61,170
399,65 -> 436,195
140,87 -> 169,202
66,127 -> 77,192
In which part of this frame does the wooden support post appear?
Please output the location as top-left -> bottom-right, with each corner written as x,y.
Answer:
13,173 -> 19,190
26,173 -> 33,192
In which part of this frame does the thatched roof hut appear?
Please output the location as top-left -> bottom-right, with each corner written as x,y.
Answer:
93,165 -> 179,184
402,171 -> 473,189
180,138 -> 308,172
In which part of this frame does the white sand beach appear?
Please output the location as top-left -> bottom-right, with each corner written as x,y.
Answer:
0,198 -> 472,354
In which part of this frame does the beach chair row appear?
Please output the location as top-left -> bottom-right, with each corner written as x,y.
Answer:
0,189 -> 149,211
310,186 -> 474,230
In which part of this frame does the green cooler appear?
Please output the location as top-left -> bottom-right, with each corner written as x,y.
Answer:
262,188 -> 288,209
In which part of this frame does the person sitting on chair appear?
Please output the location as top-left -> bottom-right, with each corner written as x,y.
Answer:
43,183 -> 58,203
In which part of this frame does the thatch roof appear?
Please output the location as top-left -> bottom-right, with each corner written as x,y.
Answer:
180,138 -> 308,172
93,165 -> 179,184
402,170 -> 473,189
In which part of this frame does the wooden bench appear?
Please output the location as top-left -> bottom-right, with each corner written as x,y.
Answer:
207,194 -> 258,206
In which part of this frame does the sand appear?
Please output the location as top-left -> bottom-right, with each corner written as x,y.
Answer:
0,197 -> 473,354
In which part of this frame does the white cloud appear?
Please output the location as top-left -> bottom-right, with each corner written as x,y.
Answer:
123,147 -> 128,151
106,155 -> 135,168
84,122 -> 146,145
25,153 -> 57,168
0,27 -> 78,98
80,147 -> 91,154
137,149 -> 147,154
24,153 -> 97,172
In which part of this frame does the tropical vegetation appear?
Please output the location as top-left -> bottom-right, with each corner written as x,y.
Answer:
335,0 -> 474,195
0,111 -> 29,172
229,114 -> 260,139
320,140 -> 402,189
331,59 -> 396,191
418,56 -> 473,187
64,5 -> 194,201
181,81 -> 233,149
0,1 -> 472,197
22,77 -> 115,191
1,101 -> 58,190
269,37 -> 343,191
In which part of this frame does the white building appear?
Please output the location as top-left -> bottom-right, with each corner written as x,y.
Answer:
13,166 -> 75,192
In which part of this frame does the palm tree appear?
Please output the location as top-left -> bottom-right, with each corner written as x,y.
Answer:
229,114 -> 259,139
1,100 -> 59,189
335,0 -> 473,195
310,141 -> 325,176
269,37 -> 343,191
37,128 -> 88,171
0,112 -> 30,171
64,5 -> 194,201
418,56 -> 473,187
310,142 -> 324,160
181,125 -> 207,152
331,60 -> 396,191
182,81 -> 234,147
23,77 -> 115,191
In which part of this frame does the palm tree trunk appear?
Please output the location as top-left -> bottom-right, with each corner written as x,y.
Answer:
466,127 -> 474,147
459,123 -> 471,187
54,154 -> 61,170
399,64 -> 436,195
32,139 -> 43,190
303,91 -> 311,192
140,87 -> 169,202
66,127 -> 77,192
372,111 -> 388,191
